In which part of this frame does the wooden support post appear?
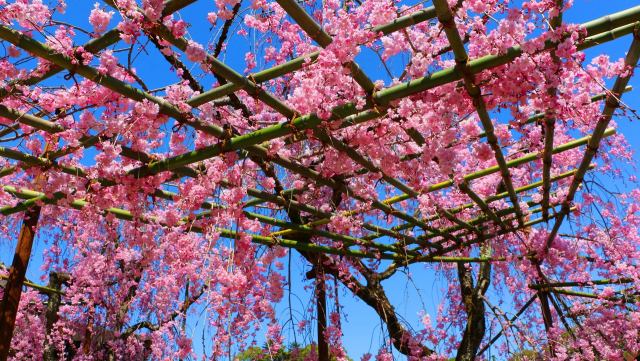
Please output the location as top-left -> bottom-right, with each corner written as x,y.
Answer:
0,138 -> 53,361
0,205 -> 42,361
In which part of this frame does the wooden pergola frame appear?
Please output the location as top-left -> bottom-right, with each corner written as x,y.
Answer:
0,0 -> 639,359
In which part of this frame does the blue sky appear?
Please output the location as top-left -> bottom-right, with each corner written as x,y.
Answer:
1,0 -> 640,360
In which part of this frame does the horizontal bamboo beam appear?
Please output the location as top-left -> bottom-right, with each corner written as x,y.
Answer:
0,185 -> 408,260
114,8 -> 640,180
186,5 -> 441,107
0,273 -> 64,295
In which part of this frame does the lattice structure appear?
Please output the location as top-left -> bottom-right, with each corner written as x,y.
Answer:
0,0 -> 639,359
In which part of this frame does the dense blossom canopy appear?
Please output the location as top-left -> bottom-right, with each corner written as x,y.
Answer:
0,0 -> 639,360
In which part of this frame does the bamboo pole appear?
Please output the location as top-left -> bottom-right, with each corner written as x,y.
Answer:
0,273 -> 63,296
433,0 -> 524,227
0,0 -> 195,102
542,30 -> 640,254
541,1 -> 565,221
0,185 -> 405,260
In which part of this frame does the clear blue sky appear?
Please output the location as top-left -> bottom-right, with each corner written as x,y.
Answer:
1,0 -> 639,360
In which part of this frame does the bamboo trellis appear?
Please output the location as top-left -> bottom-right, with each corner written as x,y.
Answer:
0,0 -> 639,359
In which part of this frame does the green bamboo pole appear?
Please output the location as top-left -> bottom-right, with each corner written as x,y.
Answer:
434,205 -> 480,235
0,185 -> 406,260
275,0 -> 375,92
192,202 -> 408,254
0,104 -> 315,224
0,274 -> 64,295
186,5 -> 442,107
458,182 -> 507,229
116,8 -> 640,180
541,1 -> 565,221
542,31 -> 640,253
381,129 -> 614,206
433,0 -> 524,227
546,288 -> 637,303
540,3 -> 564,330
0,0 -> 195,101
